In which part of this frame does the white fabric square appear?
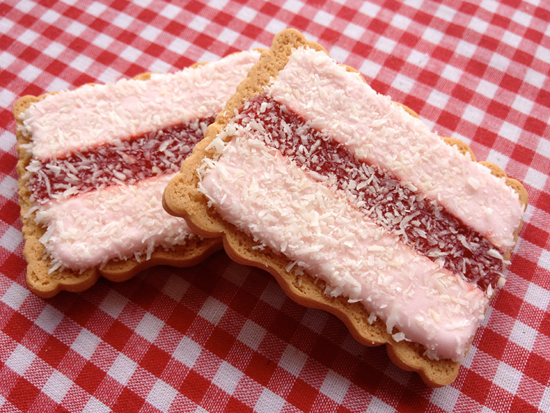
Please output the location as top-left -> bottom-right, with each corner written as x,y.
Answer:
140,25 -> 162,42
92,33 -> 113,49
97,67 -> 122,84
149,60 -> 171,74
375,36 -> 396,54
15,0 -> 34,13
41,10 -> 61,24
161,276 -> 189,302
146,379 -> 178,413
320,370 -> 350,404
0,51 -> 15,69
219,28 -> 240,46
499,121 -> 522,144
198,51 -> 219,63
133,0 -> 153,7
314,10 -> 334,26
502,31 -> 522,49
462,105 -> 485,125
509,320 -> 538,351
173,337 -> 202,368
83,397 -> 110,413
524,168 -> 547,191
279,345 -> 307,377
367,396 -> 395,412
0,131 -> 15,152
18,65 -> 41,83
66,21 -> 87,37
255,388 -> 286,413
407,50 -> 429,67
343,23 -> 365,40
236,6 -> 257,23
511,95 -> 534,115
100,290 -> 128,319
112,13 -> 133,30
427,89 -> 449,109
167,38 -> 191,55
212,361 -> 243,395
430,385 -> 461,412
488,53 -> 510,71
512,10 -> 532,27
19,29 -> 40,46
537,138 -> 550,160
524,282 -> 550,310
485,149 -> 509,170
390,14 -> 412,30
120,46 -> 142,62
189,16 -> 209,32
540,250 -> 550,272
330,46 -> 349,63
1,283 -> 29,311
35,304 -> 64,334
42,42 -> 65,59
524,68 -> 545,88
42,370 -> 73,403
494,361 -> 522,394
468,17 -> 488,34
456,40 -> 476,58
0,175 -> 17,199
198,297 -> 227,326
461,344 -> 476,369
71,329 -> 101,360
237,320 -> 266,351
392,73 -> 414,94
440,64 -> 462,83
160,4 -> 181,19
260,280 -> 286,309
265,19 -> 287,35
86,2 -> 107,17
422,27 -> 444,45
476,79 -> 498,99
208,0 -> 229,10
70,55 -> 94,72
108,354 -> 137,385
6,345 -> 35,375
535,45 -> 550,64
540,386 -> 550,413
135,312 -> 164,343
360,60 -> 382,80
434,4 -> 456,22
282,0 -> 304,14
480,0 -> 499,13
359,2 -> 381,18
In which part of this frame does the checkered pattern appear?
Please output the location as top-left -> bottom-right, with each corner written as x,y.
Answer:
0,0 -> 549,411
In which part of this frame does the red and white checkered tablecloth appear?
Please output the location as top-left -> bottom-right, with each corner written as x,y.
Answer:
0,0 -> 548,411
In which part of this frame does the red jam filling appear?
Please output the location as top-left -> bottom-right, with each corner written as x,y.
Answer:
236,95 -> 504,291
29,116 -> 215,204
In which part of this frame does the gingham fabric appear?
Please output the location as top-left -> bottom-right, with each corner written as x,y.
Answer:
0,0 -> 548,411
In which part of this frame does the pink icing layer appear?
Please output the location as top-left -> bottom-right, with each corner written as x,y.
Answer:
199,132 -> 488,360
20,50 -> 260,160
267,47 -> 523,252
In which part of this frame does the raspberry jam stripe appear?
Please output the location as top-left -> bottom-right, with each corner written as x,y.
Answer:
27,117 -> 215,204
236,96 -> 505,292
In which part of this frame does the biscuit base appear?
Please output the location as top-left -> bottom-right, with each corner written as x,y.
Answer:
164,29 -> 528,387
14,69 -> 223,298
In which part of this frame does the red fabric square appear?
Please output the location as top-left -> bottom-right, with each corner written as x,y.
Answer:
477,329 -> 507,360
75,362 -> 106,395
166,303 -> 195,334
245,352 -> 276,386
396,387 -> 430,412
461,370 -> 492,405
510,395 -> 538,413
8,377 -> 41,413
112,388 -> 145,413
205,327 -> 235,359
180,370 -> 210,404
39,335 -> 70,369
226,397 -> 253,413
231,290 -> 257,318
4,312 -> 34,342
287,378 -> 318,412
103,320 -> 133,352
522,224 -> 548,249
524,353 -> 550,385
141,344 -> 170,377
1,200 -> 22,225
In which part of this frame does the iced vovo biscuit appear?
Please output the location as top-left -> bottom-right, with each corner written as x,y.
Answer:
15,50 -> 260,297
163,31 -> 527,386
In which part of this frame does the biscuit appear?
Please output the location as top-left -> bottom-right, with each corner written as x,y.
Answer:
15,51 -> 260,297
163,30 -> 527,386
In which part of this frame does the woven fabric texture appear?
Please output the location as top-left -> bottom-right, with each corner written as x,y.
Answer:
0,0 -> 549,412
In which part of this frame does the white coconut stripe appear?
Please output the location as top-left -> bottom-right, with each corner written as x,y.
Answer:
267,47 -> 523,252
35,173 -> 191,272
199,132 -> 488,361
21,50 -> 260,160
